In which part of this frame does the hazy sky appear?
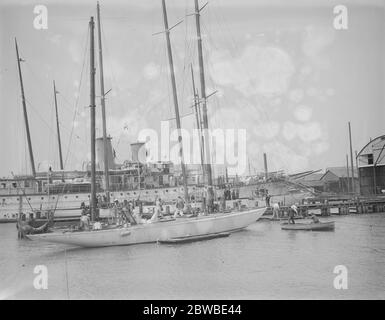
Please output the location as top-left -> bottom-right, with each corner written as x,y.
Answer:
0,0 -> 384,177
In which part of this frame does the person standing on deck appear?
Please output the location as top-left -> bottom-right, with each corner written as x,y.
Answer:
231,189 -> 236,200
200,188 -> 207,215
154,197 -> 163,218
291,205 -> 298,216
272,203 -> 280,219
220,190 -> 226,212
113,199 -> 122,225
150,197 -> 163,222
79,212 -> 90,230
174,196 -> 185,218
265,194 -> 271,207
123,201 -> 137,225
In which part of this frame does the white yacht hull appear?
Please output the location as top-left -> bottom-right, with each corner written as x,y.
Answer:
28,207 -> 266,247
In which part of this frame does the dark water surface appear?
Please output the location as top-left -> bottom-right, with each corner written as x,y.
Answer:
1,213 -> 384,299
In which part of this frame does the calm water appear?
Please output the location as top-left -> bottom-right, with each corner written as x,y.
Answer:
1,213 -> 384,300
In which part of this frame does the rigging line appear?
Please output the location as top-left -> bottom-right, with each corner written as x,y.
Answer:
23,61 -> 56,108
64,24 -> 90,166
24,98 -> 88,146
23,62 -> 78,130
24,99 -> 56,135
10,172 -> 34,212
51,90 -> 77,115
99,18 -> 129,121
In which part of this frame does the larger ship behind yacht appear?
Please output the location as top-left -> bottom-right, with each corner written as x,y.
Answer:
0,1 -> 314,224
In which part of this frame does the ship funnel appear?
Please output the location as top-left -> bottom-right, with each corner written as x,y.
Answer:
96,136 -> 115,170
130,142 -> 147,163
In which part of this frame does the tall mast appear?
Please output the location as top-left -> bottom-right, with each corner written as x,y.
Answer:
53,80 -> 64,172
346,154 -> 350,193
348,122 -> 355,193
97,2 -> 110,202
194,0 -> 214,211
355,150 -> 361,195
15,38 -> 36,177
161,0 -> 189,203
89,17 -> 97,221
190,64 -> 205,180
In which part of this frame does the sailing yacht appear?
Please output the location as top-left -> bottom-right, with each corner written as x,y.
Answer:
28,0 -> 266,248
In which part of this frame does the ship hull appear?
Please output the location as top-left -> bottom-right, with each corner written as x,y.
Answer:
28,207 -> 266,247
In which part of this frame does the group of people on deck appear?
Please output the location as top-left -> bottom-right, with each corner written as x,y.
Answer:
113,199 -> 145,225
150,196 -> 186,222
223,188 -> 239,201
78,187 -> 239,230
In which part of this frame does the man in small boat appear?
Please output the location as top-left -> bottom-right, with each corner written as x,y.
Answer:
288,205 -> 296,224
310,214 -> 320,223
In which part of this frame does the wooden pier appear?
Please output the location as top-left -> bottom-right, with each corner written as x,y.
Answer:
262,195 -> 385,218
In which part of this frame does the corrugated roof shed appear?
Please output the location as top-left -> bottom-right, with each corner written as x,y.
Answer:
299,173 -> 324,181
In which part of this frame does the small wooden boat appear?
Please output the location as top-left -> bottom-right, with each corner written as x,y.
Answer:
158,232 -> 230,244
17,219 -> 51,239
281,221 -> 335,231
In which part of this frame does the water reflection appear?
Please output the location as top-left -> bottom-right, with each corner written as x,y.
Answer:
0,213 -> 384,299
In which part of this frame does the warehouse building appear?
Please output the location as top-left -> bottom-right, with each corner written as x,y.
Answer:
357,135 -> 385,195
